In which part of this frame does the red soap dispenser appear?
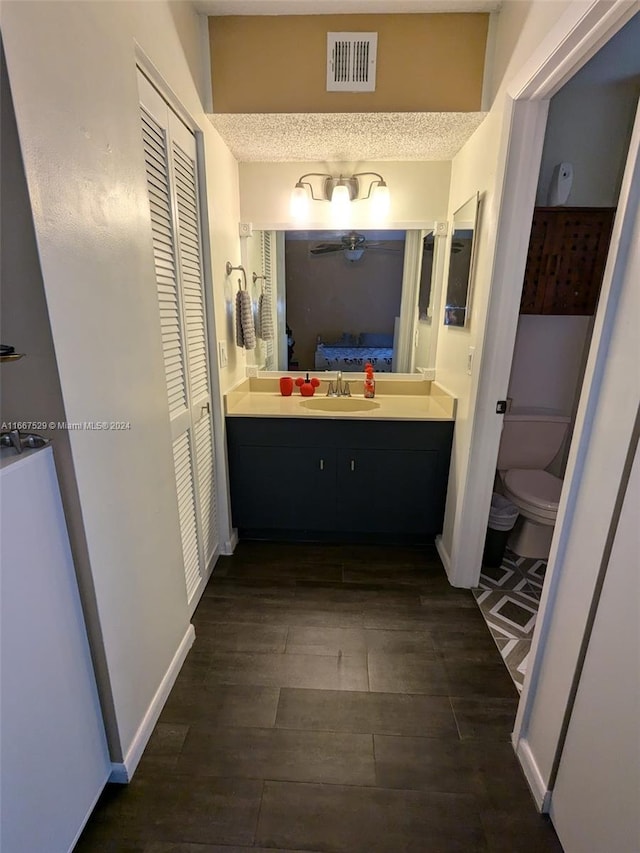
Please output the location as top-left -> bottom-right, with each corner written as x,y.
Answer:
296,373 -> 320,397
364,363 -> 376,399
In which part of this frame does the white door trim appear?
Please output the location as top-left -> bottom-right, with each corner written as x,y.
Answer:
449,0 -> 638,815
514,99 -> 640,810
446,0 -> 638,590
396,230 -> 424,372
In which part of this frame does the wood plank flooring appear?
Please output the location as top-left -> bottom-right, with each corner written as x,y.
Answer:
75,542 -> 563,852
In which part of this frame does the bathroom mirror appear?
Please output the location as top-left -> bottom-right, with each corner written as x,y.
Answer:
246,228 -> 441,374
443,192 -> 480,328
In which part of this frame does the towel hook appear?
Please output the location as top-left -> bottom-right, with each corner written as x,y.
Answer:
252,272 -> 266,293
226,261 -> 247,290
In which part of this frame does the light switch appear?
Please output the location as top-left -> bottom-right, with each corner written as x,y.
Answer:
218,340 -> 228,368
467,346 -> 475,376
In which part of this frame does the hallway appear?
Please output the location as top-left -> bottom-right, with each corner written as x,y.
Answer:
76,542 -> 562,852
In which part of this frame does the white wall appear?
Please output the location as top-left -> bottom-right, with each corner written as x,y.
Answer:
435,108 -> 504,563
238,160 -> 451,229
550,440 -> 640,853
507,316 -> 593,414
536,12 -> 640,207
507,14 -> 639,447
433,0 -> 601,581
516,104 -> 640,799
1,0 -> 241,764
0,44 -> 121,748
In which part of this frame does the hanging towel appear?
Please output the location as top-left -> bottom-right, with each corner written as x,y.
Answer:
236,288 -> 256,350
258,293 -> 274,341
255,296 -> 262,341
235,289 -> 244,348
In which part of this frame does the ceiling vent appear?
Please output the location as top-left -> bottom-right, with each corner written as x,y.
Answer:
327,32 -> 377,93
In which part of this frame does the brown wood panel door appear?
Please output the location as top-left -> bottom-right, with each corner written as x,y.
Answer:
520,209 -> 555,314
521,207 -> 615,316
542,208 -> 615,315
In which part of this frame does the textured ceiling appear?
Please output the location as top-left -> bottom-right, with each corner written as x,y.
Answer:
208,112 -> 487,161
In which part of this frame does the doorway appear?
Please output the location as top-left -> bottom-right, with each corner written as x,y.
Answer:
473,15 -> 640,693
462,4 -> 640,821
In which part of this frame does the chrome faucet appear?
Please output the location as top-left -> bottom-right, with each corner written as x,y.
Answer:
0,429 -> 23,454
326,371 -> 351,397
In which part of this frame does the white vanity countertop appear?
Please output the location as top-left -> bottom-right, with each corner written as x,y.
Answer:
225,376 -> 456,421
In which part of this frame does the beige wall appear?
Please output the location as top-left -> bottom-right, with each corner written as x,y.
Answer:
239,160 -> 452,228
434,0 -> 577,574
284,236 -> 404,369
0,48 -> 119,748
209,13 -> 488,113
1,0 -> 241,764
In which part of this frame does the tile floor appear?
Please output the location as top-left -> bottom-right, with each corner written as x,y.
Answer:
75,542 -> 562,853
473,549 -> 547,692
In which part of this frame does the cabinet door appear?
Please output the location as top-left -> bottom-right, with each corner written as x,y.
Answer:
542,208 -> 615,315
337,448 -> 444,536
229,445 -> 337,532
521,207 -> 615,316
520,209 -> 557,314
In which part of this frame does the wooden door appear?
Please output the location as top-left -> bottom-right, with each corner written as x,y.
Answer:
521,207 -> 615,315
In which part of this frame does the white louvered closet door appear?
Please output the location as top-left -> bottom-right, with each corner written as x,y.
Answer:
138,71 -> 218,610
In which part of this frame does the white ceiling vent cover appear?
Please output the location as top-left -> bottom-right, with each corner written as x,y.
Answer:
327,32 -> 377,92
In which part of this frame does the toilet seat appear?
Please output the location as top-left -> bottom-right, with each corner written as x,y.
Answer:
503,469 -> 562,522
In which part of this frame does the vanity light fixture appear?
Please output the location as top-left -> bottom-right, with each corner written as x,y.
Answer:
289,172 -> 391,223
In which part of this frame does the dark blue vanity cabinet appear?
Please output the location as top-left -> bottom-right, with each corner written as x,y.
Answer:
226,417 -> 454,542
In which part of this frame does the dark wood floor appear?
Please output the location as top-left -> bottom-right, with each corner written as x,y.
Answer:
75,542 -> 563,852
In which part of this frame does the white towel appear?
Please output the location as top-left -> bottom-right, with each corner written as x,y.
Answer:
258,293 -> 274,341
236,288 -> 256,350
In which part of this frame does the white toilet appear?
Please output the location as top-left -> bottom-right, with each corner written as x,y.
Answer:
497,408 -> 571,559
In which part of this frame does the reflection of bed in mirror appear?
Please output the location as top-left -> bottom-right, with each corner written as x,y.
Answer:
314,333 -> 394,372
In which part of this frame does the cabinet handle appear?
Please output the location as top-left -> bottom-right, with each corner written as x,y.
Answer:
319,459 -> 324,471
350,460 -> 355,472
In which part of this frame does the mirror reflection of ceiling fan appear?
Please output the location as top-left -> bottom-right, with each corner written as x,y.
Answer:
423,233 -> 464,254
310,231 -> 403,262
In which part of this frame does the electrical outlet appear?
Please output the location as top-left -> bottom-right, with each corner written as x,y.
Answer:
218,340 -> 228,368
467,346 -> 475,376
238,222 -> 253,238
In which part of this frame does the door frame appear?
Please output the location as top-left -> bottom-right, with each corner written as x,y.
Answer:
448,0 -> 638,810
135,44 -> 233,580
443,0 -> 638,590
515,96 -> 640,812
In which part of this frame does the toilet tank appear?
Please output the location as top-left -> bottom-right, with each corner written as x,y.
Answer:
497,407 -> 571,471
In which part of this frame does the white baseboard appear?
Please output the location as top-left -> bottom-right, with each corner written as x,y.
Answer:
109,624 -> 195,783
221,527 -> 238,555
435,535 -> 452,579
515,736 -> 552,812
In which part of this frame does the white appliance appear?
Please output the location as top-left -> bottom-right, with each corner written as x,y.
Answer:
1,446 -> 110,853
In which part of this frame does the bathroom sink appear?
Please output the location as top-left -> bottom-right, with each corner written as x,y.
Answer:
300,397 -> 381,413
